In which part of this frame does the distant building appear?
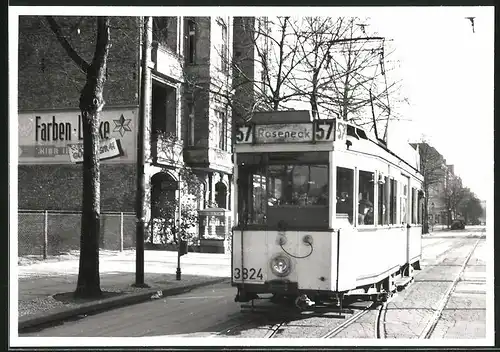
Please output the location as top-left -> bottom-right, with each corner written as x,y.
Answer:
410,142 -> 450,227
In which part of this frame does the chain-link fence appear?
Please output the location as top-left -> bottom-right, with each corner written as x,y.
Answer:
18,210 -> 137,257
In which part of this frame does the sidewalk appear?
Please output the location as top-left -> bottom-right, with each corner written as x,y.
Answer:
17,249 -> 231,331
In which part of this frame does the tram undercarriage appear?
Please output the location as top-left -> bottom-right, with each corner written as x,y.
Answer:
234,260 -> 421,310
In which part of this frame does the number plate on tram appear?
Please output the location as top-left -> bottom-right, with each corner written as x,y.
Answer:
233,267 -> 263,280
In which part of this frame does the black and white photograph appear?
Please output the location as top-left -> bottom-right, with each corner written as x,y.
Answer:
9,6 -> 494,348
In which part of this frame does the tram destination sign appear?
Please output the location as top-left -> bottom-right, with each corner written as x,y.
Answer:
236,119 -> 345,144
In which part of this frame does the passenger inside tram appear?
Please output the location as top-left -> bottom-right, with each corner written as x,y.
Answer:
358,192 -> 374,225
337,191 -> 353,224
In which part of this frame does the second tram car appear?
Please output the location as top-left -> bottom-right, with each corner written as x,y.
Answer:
231,110 -> 424,308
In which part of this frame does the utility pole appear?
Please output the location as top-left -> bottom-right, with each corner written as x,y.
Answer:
134,16 -> 153,288
176,174 -> 182,280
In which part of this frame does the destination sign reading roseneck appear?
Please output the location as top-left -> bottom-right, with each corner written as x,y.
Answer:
235,119 -> 346,144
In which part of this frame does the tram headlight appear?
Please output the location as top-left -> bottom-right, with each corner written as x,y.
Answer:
270,254 -> 292,277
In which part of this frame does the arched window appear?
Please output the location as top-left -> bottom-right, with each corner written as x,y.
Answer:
215,181 -> 227,209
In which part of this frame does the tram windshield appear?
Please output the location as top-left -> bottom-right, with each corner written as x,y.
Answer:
237,152 -> 329,229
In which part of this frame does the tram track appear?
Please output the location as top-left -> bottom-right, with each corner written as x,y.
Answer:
320,301 -> 377,339
376,301 -> 388,339
418,238 -> 481,339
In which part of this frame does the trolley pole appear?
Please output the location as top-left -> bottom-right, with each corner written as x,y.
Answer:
134,16 -> 153,288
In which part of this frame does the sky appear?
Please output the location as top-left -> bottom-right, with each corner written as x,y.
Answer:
365,7 -> 494,201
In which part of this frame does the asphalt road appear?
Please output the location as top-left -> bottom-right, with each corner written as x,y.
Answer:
21,228 -> 488,339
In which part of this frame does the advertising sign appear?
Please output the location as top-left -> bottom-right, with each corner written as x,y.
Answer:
18,107 -> 137,164
68,137 -> 122,163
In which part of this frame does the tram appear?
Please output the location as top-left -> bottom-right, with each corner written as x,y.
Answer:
231,110 -> 424,308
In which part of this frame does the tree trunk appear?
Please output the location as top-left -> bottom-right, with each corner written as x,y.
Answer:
75,17 -> 111,298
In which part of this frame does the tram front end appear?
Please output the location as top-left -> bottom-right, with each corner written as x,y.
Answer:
230,111 -> 354,306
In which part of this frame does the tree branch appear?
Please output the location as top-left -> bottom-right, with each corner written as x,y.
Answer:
45,16 -> 90,74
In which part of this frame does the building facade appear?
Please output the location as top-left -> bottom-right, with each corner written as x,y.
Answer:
411,142 -> 453,227
18,16 -> 241,242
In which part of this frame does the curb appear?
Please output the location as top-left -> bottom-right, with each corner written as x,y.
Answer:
19,277 -> 229,332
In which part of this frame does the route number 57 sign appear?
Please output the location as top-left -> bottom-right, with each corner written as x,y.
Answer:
235,125 -> 254,144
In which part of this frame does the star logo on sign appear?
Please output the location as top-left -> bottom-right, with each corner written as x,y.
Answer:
113,114 -> 132,137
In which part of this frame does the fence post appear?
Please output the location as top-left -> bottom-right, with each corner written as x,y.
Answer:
43,210 -> 48,259
120,212 -> 124,252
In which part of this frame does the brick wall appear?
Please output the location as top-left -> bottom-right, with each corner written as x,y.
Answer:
18,164 -> 137,212
18,16 -> 140,111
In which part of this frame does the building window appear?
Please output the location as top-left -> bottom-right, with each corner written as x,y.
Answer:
358,170 -> 375,225
337,167 -> 354,224
153,17 -> 169,48
187,103 -> 195,146
187,19 -> 196,64
216,110 -> 227,151
218,19 -> 229,73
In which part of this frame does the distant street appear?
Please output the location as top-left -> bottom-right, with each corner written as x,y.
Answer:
21,227 -> 487,339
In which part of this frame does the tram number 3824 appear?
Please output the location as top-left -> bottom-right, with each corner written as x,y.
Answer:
233,267 -> 264,280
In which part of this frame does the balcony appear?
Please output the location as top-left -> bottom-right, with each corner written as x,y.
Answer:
152,132 -> 184,168
151,42 -> 184,83
183,147 -> 233,174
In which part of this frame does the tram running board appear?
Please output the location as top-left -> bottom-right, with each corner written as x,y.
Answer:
240,303 -> 354,315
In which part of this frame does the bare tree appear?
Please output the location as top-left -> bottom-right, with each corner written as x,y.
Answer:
229,16 -> 407,138
442,173 -> 466,225
46,16 -> 111,298
458,191 -> 483,224
285,16 -> 347,119
315,18 -> 403,138
221,16 -> 312,119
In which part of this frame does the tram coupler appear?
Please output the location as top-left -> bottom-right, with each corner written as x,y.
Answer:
235,288 -> 259,302
294,294 -> 315,309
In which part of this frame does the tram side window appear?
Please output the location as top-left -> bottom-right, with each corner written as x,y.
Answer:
411,187 -> 417,224
389,179 -> 397,225
378,176 -> 388,226
417,190 -> 423,224
358,170 -> 375,225
336,167 -> 354,224
400,183 -> 408,224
